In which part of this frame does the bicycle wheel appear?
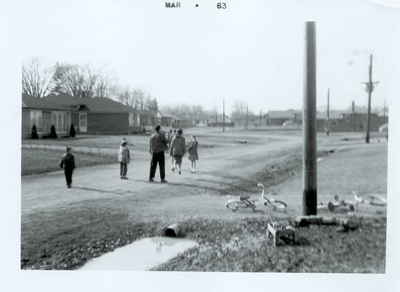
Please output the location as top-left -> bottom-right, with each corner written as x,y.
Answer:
271,200 -> 287,211
368,195 -> 386,207
226,201 -> 242,212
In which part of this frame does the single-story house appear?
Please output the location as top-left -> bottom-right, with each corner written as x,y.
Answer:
22,94 -> 136,138
316,111 -> 388,132
160,113 -> 178,128
137,110 -> 161,132
265,110 -> 302,126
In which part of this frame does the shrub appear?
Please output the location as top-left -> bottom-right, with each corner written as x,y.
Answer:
69,124 -> 76,138
49,125 -> 58,138
31,125 -> 39,139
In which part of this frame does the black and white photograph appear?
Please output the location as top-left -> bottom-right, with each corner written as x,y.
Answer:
2,0 -> 400,291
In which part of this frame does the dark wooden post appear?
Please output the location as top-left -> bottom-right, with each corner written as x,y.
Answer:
222,99 -> 225,132
326,88 -> 330,136
352,100 -> 356,131
303,21 -> 317,215
366,54 -> 373,144
246,104 -> 249,129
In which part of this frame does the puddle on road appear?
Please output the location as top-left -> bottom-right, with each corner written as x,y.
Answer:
80,237 -> 197,271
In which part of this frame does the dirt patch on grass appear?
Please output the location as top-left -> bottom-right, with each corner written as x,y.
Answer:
155,216 -> 386,273
22,203 -> 386,272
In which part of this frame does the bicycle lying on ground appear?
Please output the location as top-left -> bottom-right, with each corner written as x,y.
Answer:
353,191 -> 387,207
225,183 -> 287,212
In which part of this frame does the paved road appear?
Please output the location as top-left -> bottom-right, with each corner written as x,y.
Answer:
21,131 -> 387,222
21,132 -> 302,222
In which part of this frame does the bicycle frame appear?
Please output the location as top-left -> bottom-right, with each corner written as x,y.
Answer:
225,183 -> 287,212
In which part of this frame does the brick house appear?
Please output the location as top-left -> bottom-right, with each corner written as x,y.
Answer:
22,94 -> 136,138
265,110 -> 302,126
316,112 -> 388,132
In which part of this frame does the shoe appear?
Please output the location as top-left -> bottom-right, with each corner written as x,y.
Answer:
149,178 -> 154,183
67,185 -> 71,188
179,170 -> 181,175
161,179 -> 168,183
171,167 -> 175,172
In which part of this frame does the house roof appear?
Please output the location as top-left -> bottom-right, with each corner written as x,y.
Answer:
160,113 -> 178,119
316,111 -> 344,120
22,94 -> 135,113
266,110 -> 302,119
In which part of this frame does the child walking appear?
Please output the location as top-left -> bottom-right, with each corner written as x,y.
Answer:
187,135 -> 199,173
118,138 -> 131,179
170,128 -> 186,175
170,129 -> 176,170
59,146 -> 75,188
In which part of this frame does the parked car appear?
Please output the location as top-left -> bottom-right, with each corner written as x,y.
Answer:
282,120 -> 295,127
379,123 -> 388,139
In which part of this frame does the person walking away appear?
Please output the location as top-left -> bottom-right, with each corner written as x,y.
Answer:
187,135 -> 199,173
167,129 -> 173,146
170,128 -> 186,175
59,146 -> 75,188
118,138 -> 131,179
170,129 -> 177,170
149,125 -> 168,183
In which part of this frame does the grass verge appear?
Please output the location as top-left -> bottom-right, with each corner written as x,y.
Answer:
21,204 -> 386,272
21,148 -> 116,175
21,206 -> 162,270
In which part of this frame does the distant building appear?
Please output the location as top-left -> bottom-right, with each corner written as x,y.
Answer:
316,112 -> 388,132
159,113 -> 195,129
265,110 -> 302,126
160,114 -> 177,128
22,94 -> 136,138
264,108 -> 387,132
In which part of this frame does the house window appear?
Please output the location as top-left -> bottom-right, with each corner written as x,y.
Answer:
66,112 -> 71,131
58,114 -> 63,132
129,113 -> 134,127
30,110 -> 42,131
50,111 -> 68,133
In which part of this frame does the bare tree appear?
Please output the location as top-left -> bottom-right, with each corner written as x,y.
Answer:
230,100 -> 247,126
51,63 -> 114,98
132,89 -> 145,110
160,104 -> 210,121
22,58 -> 54,97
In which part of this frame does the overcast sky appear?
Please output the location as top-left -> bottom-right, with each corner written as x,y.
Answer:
15,0 -> 400,113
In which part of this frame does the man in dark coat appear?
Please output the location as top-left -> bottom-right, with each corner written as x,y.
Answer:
60,146 -> 76,188
149,125 -> 168,183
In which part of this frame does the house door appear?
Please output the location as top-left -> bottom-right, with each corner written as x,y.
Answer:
79,112 -> 87,133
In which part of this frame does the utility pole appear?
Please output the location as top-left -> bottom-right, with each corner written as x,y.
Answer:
352,100 -> 356,131
215,107 -> 218,127
303,21 -> 317,216
326,88 -> 330,136
363,54 -> 378,144
246,104 -> 249,130
222,99 -> 225,132
383,99 -> 387,122
259,110 -> 262,127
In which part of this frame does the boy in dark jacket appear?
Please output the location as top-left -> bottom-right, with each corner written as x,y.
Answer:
60,146 -> 76,188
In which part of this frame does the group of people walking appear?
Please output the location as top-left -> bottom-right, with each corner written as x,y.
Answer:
149,125 -> 199,183
59,125 -> 199,188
